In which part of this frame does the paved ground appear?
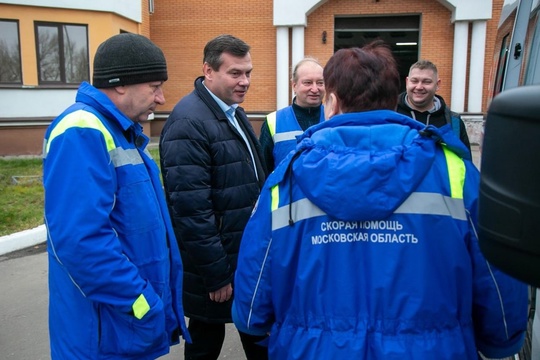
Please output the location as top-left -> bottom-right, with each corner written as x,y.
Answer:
0,144 -> 484,359
0,244 -> 247,359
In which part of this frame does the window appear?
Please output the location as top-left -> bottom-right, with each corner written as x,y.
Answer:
524,7 -> 540,84
0,19 -> 22,84
35,22 -> 89,85
493,34 -> 510,97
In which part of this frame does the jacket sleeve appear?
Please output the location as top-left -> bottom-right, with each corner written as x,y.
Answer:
463,162 -> 528,358
44,126 -> 154,313
259,119 -> 275,176
232,185 -> 275,336
160,115 -> 233,291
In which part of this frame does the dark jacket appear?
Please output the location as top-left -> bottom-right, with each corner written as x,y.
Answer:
397,92 -> 471,153
159,77 -> 266,323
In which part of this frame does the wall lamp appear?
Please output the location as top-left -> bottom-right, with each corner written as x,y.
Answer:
322,31 -> 327,44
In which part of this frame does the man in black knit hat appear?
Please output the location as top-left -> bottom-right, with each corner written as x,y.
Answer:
43,33 -> 190,359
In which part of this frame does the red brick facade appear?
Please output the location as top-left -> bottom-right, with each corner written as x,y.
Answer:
151,0 -> 503,114
0,0 -> 506,155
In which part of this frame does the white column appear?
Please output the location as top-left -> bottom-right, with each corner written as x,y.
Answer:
451,21 -> 469,113
289,26 -> 304,104
276,26 -> 290,110
291,26 -> 305,103
291,26 -> 305,71
468,21 -> 487,113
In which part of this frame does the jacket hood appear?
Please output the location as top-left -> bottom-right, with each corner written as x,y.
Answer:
270,110 -> 467,221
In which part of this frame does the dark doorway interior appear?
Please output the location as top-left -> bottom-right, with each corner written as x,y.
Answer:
334,15 -> 420,92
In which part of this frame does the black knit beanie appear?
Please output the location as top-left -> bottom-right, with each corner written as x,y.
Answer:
92,33 -> 168,88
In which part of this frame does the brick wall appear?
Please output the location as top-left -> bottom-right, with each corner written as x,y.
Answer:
150,0 -> 275,114
151,0 -> 503,115
308,0 -> 503,113
141,0 -> 150,37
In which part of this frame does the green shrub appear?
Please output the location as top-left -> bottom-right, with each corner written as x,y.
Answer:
0,158 -> 44,237
0,148 -> 161,237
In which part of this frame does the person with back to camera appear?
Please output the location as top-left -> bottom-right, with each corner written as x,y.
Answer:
43,33 -> 190,359
231,41 -> 528,359
259,57 -> 325,174
397,59 -> 471,154
159,34 -> 268,360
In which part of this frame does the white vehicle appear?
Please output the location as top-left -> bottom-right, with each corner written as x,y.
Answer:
479,0 -> 540,359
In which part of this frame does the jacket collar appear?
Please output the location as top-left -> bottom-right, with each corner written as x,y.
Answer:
194,77 -> 230,121
75,81 -> 147,146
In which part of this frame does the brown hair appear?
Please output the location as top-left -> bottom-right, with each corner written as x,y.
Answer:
203,34 -> 250,71
323,41 -> 400,112
409,59 -> 438,77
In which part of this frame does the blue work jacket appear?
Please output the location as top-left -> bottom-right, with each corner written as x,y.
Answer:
43,82 -> 190,359
266,105 -> 325,169
232,110 -> 527,359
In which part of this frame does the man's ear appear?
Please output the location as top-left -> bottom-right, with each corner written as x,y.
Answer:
203,62 -> 214,81
291,80 -> 298,97
436,78 -> 441,91
114,86 -> 127,95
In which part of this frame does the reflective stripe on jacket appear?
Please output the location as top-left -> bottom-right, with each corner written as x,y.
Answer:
270,145 -> 466,230
233,110 -> 527,360
267,106 -> 325,169
44,82 -> 189,359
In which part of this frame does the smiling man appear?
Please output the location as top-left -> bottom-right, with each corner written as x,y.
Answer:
397,60 -> 471,153
159,34 -> 268,360
259,57 -> 326,174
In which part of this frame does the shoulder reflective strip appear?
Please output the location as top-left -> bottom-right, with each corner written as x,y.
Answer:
109,147 -> 144,168
271,192 -> 466,231
274,130 -> 304,144
132,293 -> 150,320
394,192 -> 467,220
41,139 -> 47,159
272,198 -> 326,231
271,184 -> 279,212
44,109 -> 116,155
143,148 -> 152,159
267,111 -> 277,137
442,146 -> 466,199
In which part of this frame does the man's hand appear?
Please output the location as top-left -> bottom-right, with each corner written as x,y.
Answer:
209,283 -> 233,302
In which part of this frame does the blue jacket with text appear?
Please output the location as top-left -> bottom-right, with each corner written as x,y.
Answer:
43,82 -> 190,359
232,110 -> 527,360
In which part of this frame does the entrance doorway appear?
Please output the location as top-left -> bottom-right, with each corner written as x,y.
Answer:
334,15 -> 420,91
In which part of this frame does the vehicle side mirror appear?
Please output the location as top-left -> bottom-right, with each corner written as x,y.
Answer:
479,85 -> 540,286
